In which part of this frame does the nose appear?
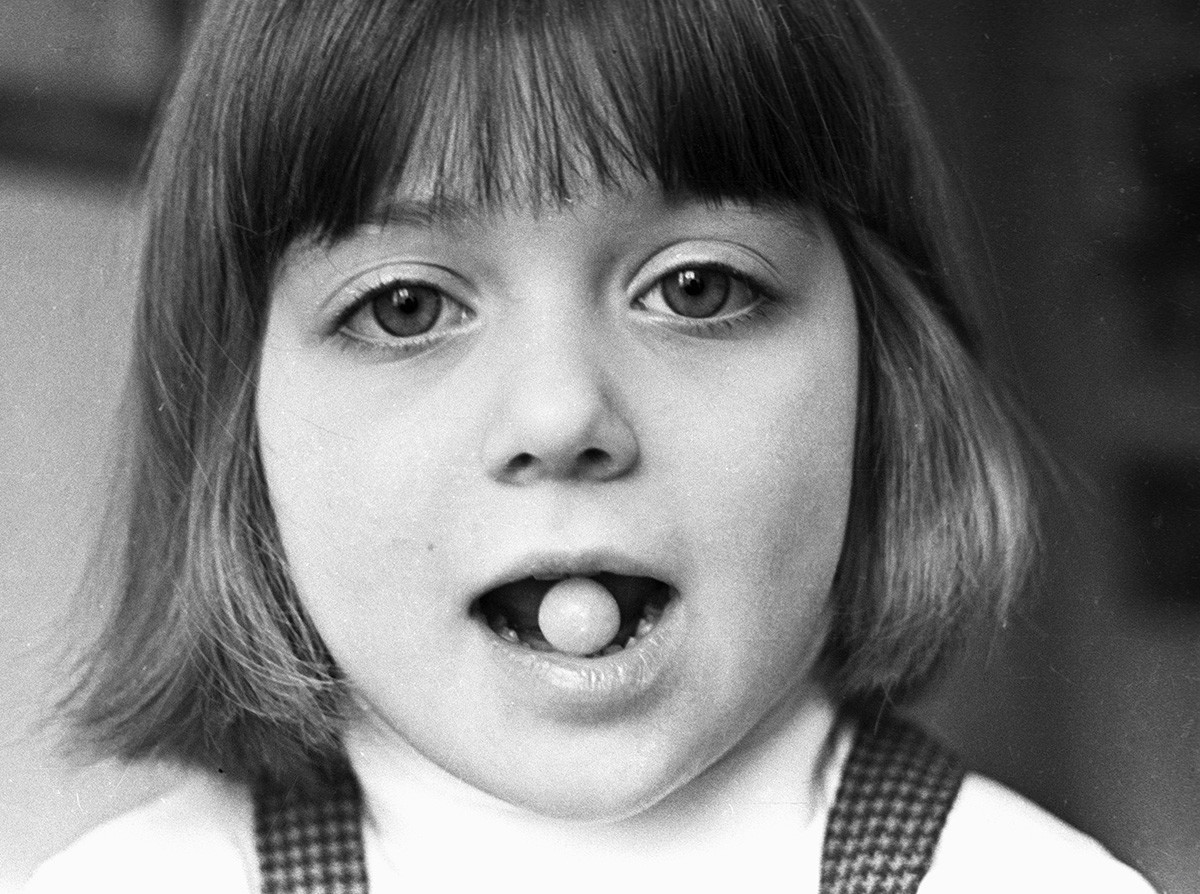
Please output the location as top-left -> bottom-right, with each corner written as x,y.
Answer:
481,331 -> 639,485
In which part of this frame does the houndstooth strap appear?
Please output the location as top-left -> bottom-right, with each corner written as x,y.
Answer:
255,770 -> 369,894
820,710 -> 965,894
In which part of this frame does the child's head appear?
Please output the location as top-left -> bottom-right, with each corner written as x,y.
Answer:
74,0 -> 1031,812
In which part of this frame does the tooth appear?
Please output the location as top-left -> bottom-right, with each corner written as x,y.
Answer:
600,644 -> 623,656
636,617 -> 653,637
644,604 -> 663,624
491,614 -> 521,643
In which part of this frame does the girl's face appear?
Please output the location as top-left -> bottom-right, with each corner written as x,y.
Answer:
257,181 -> 859,820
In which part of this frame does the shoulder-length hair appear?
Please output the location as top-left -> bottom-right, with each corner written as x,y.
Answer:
69,0 -> 1033,789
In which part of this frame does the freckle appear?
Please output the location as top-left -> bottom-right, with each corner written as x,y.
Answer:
426,542 -> 435,552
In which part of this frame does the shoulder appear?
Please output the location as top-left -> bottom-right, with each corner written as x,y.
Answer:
923,773 -> 1157,893
23,772 -> 255,894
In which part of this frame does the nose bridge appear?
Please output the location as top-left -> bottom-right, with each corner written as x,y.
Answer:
481,278 -> 638,484
519,293 -> 600,396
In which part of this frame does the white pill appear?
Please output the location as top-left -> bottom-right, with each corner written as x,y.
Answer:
538,577 -> 621,656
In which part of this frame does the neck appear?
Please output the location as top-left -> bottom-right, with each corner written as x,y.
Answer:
345,687 -> 842,886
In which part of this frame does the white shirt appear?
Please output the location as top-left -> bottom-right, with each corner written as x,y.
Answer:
24,717 -> 1157,894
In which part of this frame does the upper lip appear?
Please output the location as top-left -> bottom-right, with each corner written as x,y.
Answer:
471,547 -> 672,602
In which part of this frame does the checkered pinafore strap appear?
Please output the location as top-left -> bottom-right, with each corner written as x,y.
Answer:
819,711 -> 965,894
255,771 -> 368,894
253,712 -> 961,893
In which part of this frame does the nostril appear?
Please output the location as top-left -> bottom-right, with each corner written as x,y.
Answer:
506,453 -> 536,477
579,447 -> 610,466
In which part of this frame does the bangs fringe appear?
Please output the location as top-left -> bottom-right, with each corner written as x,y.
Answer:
235,0 -> 866,252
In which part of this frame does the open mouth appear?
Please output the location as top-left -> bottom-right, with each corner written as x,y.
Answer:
472,573 -> 673,657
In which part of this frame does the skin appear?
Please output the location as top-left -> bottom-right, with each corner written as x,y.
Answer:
256,180 -> 859,824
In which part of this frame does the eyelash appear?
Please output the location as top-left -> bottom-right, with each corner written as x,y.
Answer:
332,262 -> 777,356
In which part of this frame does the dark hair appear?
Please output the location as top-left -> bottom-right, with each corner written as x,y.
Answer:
68,0 -> 1033,789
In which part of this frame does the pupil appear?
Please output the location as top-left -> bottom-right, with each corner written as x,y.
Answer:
680,270 -> 706,295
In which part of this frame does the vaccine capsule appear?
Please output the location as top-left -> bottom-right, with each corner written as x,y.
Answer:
538,577 -> 622,656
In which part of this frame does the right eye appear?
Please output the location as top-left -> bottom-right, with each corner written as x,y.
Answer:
339,280 -> 473,347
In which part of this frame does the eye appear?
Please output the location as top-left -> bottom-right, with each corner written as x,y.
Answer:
638,266 -> 761,321
339,279 -> 472,347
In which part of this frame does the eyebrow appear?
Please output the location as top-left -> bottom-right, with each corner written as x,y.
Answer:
361,196 -> 485,234
361,193 -> 823,240
706,198 -> 823,243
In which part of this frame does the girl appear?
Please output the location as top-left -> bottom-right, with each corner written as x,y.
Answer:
29,0 -> 1156,891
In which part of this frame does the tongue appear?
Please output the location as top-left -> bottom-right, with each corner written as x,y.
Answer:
537,577 -> 621,656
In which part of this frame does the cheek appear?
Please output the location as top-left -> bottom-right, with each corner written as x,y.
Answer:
255,361 -> 465,620
255,394 -> 478,703
653,347 -> 857,700
671,340 -> 857,576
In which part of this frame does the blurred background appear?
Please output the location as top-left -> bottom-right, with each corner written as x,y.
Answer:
0,0 -> 1196,890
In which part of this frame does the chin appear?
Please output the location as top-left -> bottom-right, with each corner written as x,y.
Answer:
465,722 -> 724,824
492,766 -> 684,824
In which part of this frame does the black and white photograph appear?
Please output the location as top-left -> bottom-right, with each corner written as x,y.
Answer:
1,1 -> 1197,891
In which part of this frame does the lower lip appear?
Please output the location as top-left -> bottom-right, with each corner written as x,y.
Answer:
481,592 -> 683,718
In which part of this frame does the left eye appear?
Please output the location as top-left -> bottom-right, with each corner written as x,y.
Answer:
638,267 -> 759,320
340,281 -> 471,343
